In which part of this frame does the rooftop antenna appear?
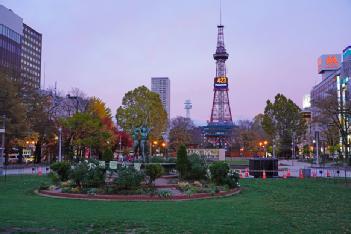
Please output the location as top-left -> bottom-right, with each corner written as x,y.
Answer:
43,62 -> 46,90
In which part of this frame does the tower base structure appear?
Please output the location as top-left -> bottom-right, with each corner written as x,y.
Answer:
203,122 -> 234,149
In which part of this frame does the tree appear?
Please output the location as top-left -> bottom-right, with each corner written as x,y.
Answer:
0,73 -> 28,152
116,86 -> 167,139
61,112 -> 113,159
312,90 -> 351,164
262,93 -> 306,158
169,116 -> 195,150
176,144 -> 189,179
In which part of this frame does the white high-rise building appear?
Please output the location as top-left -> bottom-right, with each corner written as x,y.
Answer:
151,77 -> 170,120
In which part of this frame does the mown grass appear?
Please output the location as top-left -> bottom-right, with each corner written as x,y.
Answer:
0,176 -> 350,233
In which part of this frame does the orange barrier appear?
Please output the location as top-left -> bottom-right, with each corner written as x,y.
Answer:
287,169 -> 291,177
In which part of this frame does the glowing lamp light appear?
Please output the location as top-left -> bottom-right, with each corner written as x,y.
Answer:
153,141 -> 158,145
161,142 -> 166,147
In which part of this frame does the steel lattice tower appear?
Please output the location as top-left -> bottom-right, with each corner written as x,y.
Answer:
210,24 -> 233,123
203,16 -> 234,149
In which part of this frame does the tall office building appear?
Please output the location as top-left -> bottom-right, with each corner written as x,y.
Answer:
21,24 -> 42,89
0,4 -> 42,89
151,77 -> 170,120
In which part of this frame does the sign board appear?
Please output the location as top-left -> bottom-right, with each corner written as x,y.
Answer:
109,161 -> 117,170
318,54 -> 341,74
214,77 -> 228,89
187,148 -> 225,161
0,129 -> 4,133
99,161 -> 106,168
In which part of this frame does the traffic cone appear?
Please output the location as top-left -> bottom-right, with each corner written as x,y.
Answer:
327,170 -> 331,177
239,170 -> 243,178
287,169 -> 291,177
38,167 -> 42,176
245,168 -> 249,177
262,170 -> 266,180
299,169 -> 304,179
283,171 -> 287,179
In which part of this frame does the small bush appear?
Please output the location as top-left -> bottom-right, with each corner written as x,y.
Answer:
166,157 -> 176,163
176,145 -> 189,179
39,182 -> 50,190
102,148 -> 114,161
187,154 -> 207,180
113,167 -> 144,190
150,156 -> 165,163
145,164 -> 164,184
69,159 -> 105,188
158,190 -> 172,199
209,161 -> 230,185
50,161 -> 71,181
48,172 -> 60,185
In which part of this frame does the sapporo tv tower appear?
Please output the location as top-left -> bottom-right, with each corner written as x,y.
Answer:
204,2 -> 234,148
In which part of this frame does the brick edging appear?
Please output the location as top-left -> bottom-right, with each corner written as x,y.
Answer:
36,188 -> 241,202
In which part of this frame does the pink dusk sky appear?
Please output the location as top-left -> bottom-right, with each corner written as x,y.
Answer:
1,0 -> 350,124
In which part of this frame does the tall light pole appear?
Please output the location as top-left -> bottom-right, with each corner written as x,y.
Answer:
0,115 -> 5,176
58,127 -> 62,162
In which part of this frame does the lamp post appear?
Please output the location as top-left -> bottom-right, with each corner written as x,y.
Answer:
0,115 -> 5,176
58,127 -> 62,162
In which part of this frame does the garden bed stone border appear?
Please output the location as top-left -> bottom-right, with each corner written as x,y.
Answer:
36,188 -> 240,202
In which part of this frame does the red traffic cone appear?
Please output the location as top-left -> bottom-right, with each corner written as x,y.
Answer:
287,169 -> 291,177
38,167 -> 42,176
299,169 -> 304,179
327,170 -> 331,177
312,170 -> 317,178
283,171 -> 287,179
245,168 -> 249,177
239,170 -> 243,178
262,170 -> 266,180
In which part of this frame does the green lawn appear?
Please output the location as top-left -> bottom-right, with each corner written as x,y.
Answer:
0,176 -> 350,233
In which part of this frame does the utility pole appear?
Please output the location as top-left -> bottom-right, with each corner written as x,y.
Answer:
0,115 -> 5,176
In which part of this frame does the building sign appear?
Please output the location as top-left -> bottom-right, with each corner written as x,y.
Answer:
187,148 -> 225,161
318,54 -> 341,74
214,77 -> 228,89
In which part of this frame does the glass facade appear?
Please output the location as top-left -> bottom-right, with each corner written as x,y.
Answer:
21,24 -> 42,89
0,24 -> 21,81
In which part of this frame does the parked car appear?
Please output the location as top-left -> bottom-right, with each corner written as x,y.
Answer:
7,153 -> 19,164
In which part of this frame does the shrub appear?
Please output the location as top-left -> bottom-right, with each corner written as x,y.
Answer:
145,164 -> 164,184
166,157 -> 176,163
113,167 -> 144,190
48,172 -> 60,185
69,159 -> 105,188
209,161 -> 230,185
150,156 -> 165,163
50,161 -> 71,181
176,144 -> 189,179
187,154 -> 207,180
102,148 -> 114,161
224,170 -> 240,188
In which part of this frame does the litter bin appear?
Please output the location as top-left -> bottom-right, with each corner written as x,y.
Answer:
302,168 -> 311,177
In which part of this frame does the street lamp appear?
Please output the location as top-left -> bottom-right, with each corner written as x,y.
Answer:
58,127 -> 62,162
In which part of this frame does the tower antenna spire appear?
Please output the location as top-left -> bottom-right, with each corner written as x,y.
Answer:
219,0 -> 222,25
